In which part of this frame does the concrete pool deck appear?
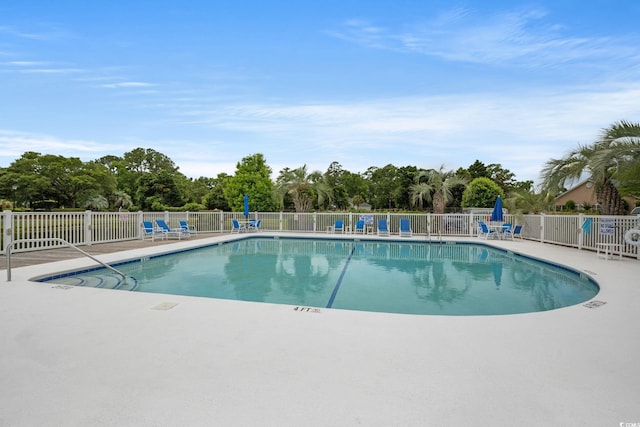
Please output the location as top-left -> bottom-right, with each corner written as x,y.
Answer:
1,233 -> 639,426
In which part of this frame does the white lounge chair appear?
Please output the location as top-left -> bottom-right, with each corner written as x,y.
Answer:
477,221 -> 496,239
248,219 -> 261,232
179,220 -> 197,235
142,221 -> 163,241
503,224 -> 523,240
377,219 -> 390,236
155,219 -> 188,239
231,219 -> 246,233
399,218 -> 412,237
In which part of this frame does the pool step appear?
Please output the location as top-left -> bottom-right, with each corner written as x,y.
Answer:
46,274 -> 137,291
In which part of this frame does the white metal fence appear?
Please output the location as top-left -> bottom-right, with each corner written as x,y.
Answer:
2,210 -> 639,258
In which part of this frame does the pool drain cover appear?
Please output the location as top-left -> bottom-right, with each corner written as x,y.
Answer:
152,302 -> 178,311
583,300 -> 606,309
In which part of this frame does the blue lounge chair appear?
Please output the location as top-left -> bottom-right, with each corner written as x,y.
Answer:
503,224 -> 523,240
179,220 -> 197,235
231,219 -> 246,233
477,221 -> 496,239
155,219 -> 187,239
248,219 -> 261,232
142,221 -> 162,241
399,218 -> 412,237
333,219 -> 345,233
377,219 -> 390,236
354,220 -> 365,234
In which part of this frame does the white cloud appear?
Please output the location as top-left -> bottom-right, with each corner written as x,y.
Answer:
0,24 -> 73,41
329,7 -> 640,67
175,83 -> 640,182
101,81 -> 156,88
2,79 -> 637,184
0,130 -> 123,161
5,61 -> 50,66
3,81 -> 639,184
19,68 -> 84,74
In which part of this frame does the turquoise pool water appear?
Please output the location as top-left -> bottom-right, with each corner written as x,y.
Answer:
38,237 -> 599,316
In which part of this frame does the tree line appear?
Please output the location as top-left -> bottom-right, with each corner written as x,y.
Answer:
0,149 -> 528,213
1,121 -> 638,214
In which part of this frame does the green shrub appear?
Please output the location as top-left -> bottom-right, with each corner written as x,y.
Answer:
181,202 -> 205,212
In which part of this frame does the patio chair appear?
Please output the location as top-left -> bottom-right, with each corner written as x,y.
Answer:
231,219 -> 246,233
155,219 -> 187,239
179,220 -> 197,235
333,219 -> 345,233
477,221 -> 496,239
503,224 -> 523,240
377,219 -> 390,237
142,221 -> 163,241
248,219 -> 261,232
399,218 -> 412,237
354,220 -> 365,234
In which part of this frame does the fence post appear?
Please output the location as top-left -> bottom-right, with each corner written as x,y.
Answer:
219,211 -> 224,233
313,212 -> 317,233
279,211 -> 283,231
577,213 -> 584,250
540,213 -> 546,243
636,214 -> 640,261
3,210 -> 12,254
137,211 -> 144,239
84,210 -> 93,246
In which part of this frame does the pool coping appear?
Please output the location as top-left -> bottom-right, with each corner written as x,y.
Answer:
2,232 -> 640,426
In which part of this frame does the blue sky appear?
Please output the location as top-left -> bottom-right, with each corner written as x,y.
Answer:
1,1 -> 639,185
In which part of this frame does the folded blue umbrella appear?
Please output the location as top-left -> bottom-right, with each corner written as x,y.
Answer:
490,196 -> 503,222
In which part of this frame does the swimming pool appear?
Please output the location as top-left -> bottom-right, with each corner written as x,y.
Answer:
37,237 -> 599,315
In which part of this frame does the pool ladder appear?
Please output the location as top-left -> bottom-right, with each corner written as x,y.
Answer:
424,230 -> 443,242
4,237 -> 128,284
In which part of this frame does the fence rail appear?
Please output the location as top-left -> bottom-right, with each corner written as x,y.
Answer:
2,210 -> 639,259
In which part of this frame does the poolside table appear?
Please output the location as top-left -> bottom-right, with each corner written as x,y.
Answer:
596,243 -> 623,260
487,224 -> 505,239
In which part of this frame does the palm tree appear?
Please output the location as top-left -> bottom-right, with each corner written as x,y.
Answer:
273,165 -> 332,212
111,190 -> 133,210
506,189 -> 554,214
541,121 -> 640,215
351,194 -> 365,209
83,194 -> 109,211
409,166 -> 467,213
592,121 -> 640,202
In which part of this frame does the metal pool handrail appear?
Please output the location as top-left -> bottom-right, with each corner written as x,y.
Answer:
5,237 -> 128,284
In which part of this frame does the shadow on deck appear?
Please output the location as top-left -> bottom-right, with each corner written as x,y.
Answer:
1,232 -> 224,269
